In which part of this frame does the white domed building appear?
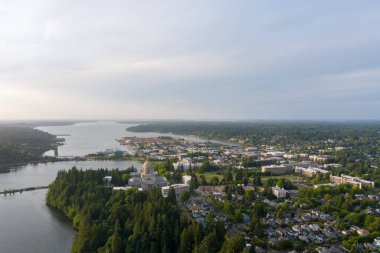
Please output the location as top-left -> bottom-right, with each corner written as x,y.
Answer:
128,160 -> 168,190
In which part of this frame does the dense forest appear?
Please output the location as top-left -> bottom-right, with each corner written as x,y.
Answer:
127,121 -> 380,147
46,168 -> 251,253
0,126 -> 58,172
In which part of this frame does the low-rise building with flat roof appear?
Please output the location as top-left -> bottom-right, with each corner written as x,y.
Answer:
330,174 -> 375,189
162,184 -> 190,198
261,165 -> 292,175
294,166 -> 329,177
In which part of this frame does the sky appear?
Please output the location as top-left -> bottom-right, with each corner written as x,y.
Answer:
0,0 -> 380,121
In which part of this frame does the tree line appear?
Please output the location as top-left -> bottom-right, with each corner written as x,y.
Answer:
0,126 -> 59,172
46,167 -> 255,253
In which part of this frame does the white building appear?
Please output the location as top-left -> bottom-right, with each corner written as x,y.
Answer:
309,155 -> 328,163
112,186 -> 134,191
294,166 -> 330,177
323,163 -> 342,169
162,184 -> 190,198
263,151 -> 286,157
128,160 -> 169,190
272,187 -> 287,198
182,175 -> 192,185
374,237 -> 380,249
330,174 -> 375,189
173,159 -> 192,171
283,154 -> 300,159
104,176 -> 112,186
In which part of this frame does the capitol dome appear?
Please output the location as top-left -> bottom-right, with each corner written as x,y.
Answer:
142,160 -> 155,175
128,159 -> 168,190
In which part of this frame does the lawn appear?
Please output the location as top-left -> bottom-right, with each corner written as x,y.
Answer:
260,173 -> 301,182
196,171 -> 224,181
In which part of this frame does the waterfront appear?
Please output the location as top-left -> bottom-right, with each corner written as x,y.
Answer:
37,121 -> 131,157
0,121 -> 149,253
0,121 -> 228,253
37,121 -> 234,157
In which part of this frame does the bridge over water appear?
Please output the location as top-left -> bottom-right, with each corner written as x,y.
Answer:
0,186 -> 48,195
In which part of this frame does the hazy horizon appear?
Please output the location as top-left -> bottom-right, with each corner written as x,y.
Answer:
1,1 -> 380,120
2,118 -> 380,124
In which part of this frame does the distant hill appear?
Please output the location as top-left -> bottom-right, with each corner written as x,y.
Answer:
127,121 -> 380,146
0,126 -> 59,172
0,120 -> 82,128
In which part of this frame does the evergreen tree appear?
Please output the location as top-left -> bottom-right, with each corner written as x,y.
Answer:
167,187 -> 177,204
219,235 -> 245,253
197,232 -> 218,253
190,174 -> 199,190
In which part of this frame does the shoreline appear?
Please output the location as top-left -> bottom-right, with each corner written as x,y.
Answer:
126,127 -> 240,147
0,157 -> 72,174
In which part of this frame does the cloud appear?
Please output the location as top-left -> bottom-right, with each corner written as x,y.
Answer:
43,20 -> 64,40
0,0 -> 380,120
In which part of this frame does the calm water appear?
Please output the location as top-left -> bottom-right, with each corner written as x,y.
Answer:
37,121 -> 234,157
0,190 -> 73,253
0,160 -> 142,253
37,122 -> 132,157
0,121 -> 229,253
0,121 -> 148,253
